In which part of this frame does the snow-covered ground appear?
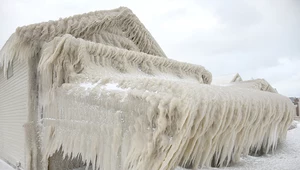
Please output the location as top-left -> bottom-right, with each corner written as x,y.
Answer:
0,160 -> 14,170
1,122 -> 300,170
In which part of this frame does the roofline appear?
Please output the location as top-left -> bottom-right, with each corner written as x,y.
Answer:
14,7 -> 166,57
38,34 -> 212,85
0,7 -> 167,75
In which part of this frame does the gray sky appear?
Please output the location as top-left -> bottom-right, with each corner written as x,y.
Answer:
1,0 -> 299,96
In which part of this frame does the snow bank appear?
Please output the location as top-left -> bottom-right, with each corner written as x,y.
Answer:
36,35 -> 294,170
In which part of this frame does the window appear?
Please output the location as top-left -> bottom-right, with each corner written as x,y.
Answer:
7,62 -> 14,79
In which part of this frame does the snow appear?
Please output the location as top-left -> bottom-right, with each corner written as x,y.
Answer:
80,82 -> 99,90
80,82 -> 129,92
105,83 -> 129,91
0,160 -> 14,170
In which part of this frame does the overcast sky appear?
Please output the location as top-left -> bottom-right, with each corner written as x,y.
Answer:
0,0 -> 299,96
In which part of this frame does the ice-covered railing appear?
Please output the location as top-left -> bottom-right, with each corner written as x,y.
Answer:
0,7 -> 166,76
37,35 -> 295,170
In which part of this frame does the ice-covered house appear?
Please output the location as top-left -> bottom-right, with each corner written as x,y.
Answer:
0,7 -> 167,169
0,7 -> 295,170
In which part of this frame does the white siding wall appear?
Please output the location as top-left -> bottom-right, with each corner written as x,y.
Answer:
0,60 -> 28,169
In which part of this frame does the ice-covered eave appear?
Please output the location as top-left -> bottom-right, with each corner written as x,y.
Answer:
38,34 -> 212,85
225,79 -> 278,93
0,33 -> 38,77
15,7 -> 166,57
0,7 -> 167,76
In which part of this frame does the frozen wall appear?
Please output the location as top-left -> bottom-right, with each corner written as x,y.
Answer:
0,59 -> 29,169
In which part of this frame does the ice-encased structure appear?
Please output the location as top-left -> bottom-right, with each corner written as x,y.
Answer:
38,35 -> 294,170
0,7 -> 295,170
226,79 -> 278,93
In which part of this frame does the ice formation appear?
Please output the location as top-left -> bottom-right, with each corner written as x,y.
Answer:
225,79 -> 278,93
0,7 -> 166,77
0,7 -> 295,170
37,35 -> 294,170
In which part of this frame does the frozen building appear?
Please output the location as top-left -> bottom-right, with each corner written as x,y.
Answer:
0,7 -> 296,170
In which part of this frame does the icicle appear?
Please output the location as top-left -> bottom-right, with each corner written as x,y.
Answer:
0,7 -> 166,74
36,34 -> 295,170
1,7 -> 294,170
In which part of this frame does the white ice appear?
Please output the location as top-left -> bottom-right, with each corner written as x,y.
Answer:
79,82 -> 129,92
69,122 -> 300,170
177,121 -> 300,170
0,160 -> 15,170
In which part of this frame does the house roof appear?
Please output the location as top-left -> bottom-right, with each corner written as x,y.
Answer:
228,79 -> 278,93
0,7 -> 166,72
211,73 -> 242,85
